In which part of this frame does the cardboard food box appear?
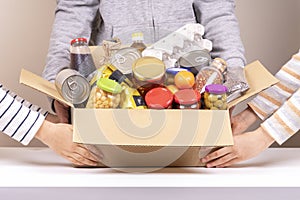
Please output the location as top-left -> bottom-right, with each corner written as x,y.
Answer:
19,47 -> 278,169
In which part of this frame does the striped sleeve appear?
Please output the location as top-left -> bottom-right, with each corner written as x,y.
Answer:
0,85 -> 45,145
248,50 -> 300,120
0,85 -> 48,117
261,88 -> 300,145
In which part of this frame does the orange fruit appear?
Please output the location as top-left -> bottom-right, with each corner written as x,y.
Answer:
174,71 -> 195,89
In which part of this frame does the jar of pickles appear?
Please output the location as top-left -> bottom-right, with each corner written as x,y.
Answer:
95,78 -> 123,108
195,58 -> 227,93
173,89 -> 201,109
204,84 -> 228,110
145,87 -> 174,109
132,56 -> 166,97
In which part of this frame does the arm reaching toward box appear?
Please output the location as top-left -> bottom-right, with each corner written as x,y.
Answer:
0,84 -> 100,166
202,87 -> 300,168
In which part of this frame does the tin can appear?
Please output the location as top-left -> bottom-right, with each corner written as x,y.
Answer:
110,47 -> 142,75
173,89 -> 201,109
177,50 -> 212,76
145,87 -> 174,109
132,56 -> 166,97
55,68 -> 90,108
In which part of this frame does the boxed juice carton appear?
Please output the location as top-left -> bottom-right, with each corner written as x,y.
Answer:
19,46 -> 278,169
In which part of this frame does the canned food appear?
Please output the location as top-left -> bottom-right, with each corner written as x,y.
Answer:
145,87 -> 174,109
55,68 -> 90,108
110,47 -> 142,75
173,89 -> 201,109
204,84 -> 228,110
132,56 -> 166,96
177,50 -> 212,76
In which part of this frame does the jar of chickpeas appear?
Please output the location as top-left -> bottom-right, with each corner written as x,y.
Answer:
204,84 -> 228,110
95,78 -> 123,108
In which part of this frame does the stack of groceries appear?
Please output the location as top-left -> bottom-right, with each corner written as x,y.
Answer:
55,24 -> 248,111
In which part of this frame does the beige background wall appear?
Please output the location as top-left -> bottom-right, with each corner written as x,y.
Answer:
0,0 -> 300,147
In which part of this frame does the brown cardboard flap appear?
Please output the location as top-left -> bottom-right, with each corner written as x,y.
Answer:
228,60 -> 279,108
19,69 -> 72,107
73,109 -> 233,146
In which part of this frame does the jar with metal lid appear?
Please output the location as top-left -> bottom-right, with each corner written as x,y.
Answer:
173,89 -> 201,109
204,84 -> 228,110
70,38 -> 96,78
145,87 -> 174,109
195,57 -> 227,93
177,50 -> 212,76
132,56 -> 166,97
110,47 -> 142,75
95,78 -> 123,108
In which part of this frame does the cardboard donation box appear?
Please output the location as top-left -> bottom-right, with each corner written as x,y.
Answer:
20,53 -> 278,168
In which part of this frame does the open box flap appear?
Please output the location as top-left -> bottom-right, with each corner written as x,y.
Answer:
19,69 -> 73,107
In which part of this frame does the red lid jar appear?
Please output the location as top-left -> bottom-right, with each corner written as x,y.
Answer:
174,89 -> 201,109
145,87 -> 174,109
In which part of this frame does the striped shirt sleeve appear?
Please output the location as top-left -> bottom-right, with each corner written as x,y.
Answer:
261,88 -> 300,145
0,84 -> 46,145
248,50 -> 300,120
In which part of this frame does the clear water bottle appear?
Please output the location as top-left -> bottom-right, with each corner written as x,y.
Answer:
70,38 -> 96,78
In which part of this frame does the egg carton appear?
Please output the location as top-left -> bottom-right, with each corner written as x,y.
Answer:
143,23 -> 212,68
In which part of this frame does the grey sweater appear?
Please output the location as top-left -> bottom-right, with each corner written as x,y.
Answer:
43,0 -> 246,82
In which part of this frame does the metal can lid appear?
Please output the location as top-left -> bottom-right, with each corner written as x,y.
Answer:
205,84 -> 228,94
177,50 -> 211,68
174,89 -> 201,105
110,47 -> 142,74
97,78 -> 123,94
60,74 -> 91,105
132,56 -> 166,82
145,87 -> 174,109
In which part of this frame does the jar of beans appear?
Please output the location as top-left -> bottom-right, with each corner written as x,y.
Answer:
95,78 -> 123,108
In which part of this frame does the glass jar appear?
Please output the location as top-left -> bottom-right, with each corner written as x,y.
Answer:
132,56 -> 166,97
95,78 -> 123,108
195,58 -> 227,93
145,87 -> 174,109
204,84 -> 228,110
70,38 -> 96,78
173,89 -> 201,109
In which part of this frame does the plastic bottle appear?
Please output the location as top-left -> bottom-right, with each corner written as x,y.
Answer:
130,32 -> 147,53
70,38 -> 96,78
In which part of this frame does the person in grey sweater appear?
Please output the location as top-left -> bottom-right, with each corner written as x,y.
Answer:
43,0 -> 246,122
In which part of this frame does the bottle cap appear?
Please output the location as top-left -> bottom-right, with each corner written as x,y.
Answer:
174,89 -> 201,104
132,32 -> 144,41
71,38 -> 88,45
145,87 -> 174,109
97,78 -> 123,94
205,84 -> 228,95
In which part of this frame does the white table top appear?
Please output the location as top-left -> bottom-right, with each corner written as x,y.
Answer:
0,147 -> 300,187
